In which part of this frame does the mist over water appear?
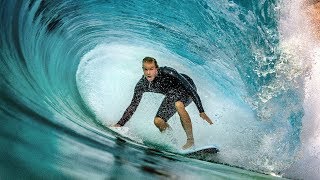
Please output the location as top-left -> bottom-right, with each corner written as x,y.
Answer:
1,0 -> 319,179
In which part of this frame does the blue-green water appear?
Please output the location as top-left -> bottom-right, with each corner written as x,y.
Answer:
1,0 -> 318,179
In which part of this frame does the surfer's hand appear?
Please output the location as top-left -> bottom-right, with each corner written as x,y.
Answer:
112,123 -> 122,127
200,112 -> 213,125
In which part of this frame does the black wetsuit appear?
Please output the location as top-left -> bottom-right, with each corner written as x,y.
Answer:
117,66 -> 204,126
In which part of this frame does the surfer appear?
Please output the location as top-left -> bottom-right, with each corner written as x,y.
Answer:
113,57 -> 213,149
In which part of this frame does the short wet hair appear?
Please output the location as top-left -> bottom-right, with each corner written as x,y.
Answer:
142,57 -> 159,68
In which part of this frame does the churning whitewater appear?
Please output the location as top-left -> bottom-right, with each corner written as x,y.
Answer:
1,0 -> 319,179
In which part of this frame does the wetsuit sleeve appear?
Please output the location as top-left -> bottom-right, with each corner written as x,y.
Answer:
163,67 -> 205,113
117,79 -> 144,126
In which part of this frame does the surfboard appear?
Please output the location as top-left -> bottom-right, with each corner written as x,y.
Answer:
180,145 -> 219,156
109,126 -> 143,144
109,126 -> 130,135
109,126 -> 219,156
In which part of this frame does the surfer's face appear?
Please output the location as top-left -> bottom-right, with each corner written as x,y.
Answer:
143,62 -> 158,82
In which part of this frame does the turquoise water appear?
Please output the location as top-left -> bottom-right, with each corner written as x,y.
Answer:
1,0 -> 318,179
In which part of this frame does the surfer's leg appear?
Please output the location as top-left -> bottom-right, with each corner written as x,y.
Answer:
154,95 -> 176,132
175,101 -> 194,149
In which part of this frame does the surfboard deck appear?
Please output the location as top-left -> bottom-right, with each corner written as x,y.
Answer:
180,145 -> 219,156
108,126 -> 142,143
109,126 -> 219,156
109,126 -> 129,134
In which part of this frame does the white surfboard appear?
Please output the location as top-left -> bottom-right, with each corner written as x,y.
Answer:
109,127 -> 219,155
109,126 -> 130,135
109,126 -> 143,143
180,145 -> 219,155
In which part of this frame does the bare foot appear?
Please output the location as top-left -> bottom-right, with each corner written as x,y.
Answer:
182,138 -> 194,149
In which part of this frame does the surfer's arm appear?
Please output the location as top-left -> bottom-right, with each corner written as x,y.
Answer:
200,112 -> 213,125
163,67 -> 205,113
116,82 -> 144,126
116,92 -> 142,126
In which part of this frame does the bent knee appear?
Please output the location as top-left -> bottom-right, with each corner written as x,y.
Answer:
175,101 -> 185,110
154,117 -> 165,126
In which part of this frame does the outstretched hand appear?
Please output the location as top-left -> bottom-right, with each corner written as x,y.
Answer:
200,112 -> 214,125
112,123 -> 122,127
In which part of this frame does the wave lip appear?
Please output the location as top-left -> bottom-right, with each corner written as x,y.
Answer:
0,0 -> 317,179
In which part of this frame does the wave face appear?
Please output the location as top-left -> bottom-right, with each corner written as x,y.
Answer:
1,0 -> 317,179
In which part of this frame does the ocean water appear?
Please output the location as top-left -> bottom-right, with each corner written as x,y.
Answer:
1,0 -> 319,179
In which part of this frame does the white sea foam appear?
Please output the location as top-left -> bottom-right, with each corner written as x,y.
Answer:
279,0 -> 320,179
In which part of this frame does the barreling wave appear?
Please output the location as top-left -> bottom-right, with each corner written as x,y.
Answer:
1,0 -> 318,179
